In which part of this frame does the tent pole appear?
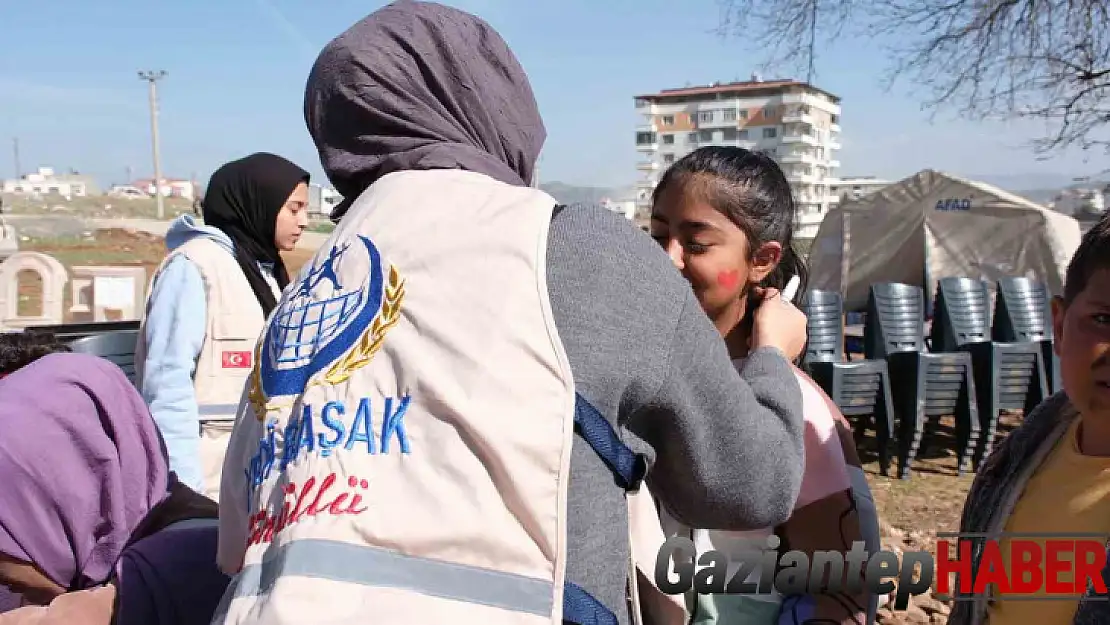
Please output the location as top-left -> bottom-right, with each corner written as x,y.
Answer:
840,210 -> 851,358
840,210 -> 851,303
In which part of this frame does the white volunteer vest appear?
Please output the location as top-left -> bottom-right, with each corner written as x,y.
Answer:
215,170 -> 643,625
136,237 -> 272,500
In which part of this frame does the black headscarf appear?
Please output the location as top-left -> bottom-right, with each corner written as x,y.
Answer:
201,153 -> 309,316
303,0 -> 546,221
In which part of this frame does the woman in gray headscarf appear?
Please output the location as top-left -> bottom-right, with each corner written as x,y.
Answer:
214,3 -> 809,625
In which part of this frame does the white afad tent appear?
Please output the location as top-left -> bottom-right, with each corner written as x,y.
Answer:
808,169 -> 1083,311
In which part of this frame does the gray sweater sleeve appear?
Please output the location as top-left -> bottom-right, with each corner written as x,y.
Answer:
547,204 -> 808,622
625,290 -> 806,531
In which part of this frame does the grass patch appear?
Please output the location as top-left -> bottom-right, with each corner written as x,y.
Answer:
308,221 -> 335,234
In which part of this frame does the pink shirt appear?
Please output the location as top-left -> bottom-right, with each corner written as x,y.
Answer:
792,369 -> 852,509
653,362 -> 855,606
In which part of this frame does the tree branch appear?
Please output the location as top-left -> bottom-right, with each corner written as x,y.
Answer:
716,0 -> 1110,155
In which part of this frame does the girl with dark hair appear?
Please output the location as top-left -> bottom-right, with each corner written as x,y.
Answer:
650,146 -> 880,625
134,153 -> 310,501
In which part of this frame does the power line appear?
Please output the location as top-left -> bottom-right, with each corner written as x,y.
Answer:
138,70 -> 167,219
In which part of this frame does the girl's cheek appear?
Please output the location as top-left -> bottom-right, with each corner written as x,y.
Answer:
716,270 -> 741,290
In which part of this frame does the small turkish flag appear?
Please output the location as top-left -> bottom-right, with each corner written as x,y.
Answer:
221,351 -> 252,369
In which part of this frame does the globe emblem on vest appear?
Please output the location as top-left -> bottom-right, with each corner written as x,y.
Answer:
248,235 -> 405,418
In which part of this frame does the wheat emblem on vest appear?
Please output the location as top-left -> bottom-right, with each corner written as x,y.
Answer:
248,235 -> 404,418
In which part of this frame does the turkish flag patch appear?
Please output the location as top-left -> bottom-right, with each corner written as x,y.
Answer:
221,351 -> 252,369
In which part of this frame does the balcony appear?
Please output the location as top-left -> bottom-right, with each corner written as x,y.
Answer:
781,132 -> 818,146
792,211 -> 826,241
780,93 -> 841,115
636,160 -> 660,171
786,172 -> 819,185
778,151 -> 817,165
780,93 -> 813,106
829,123 -> 841,133
827,159 -> 841,169
781,111 -> 816,126
636,142 -> 659,152
636,122 -> 657,133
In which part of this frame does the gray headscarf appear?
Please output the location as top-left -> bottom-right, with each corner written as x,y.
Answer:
304,0 -> 546,221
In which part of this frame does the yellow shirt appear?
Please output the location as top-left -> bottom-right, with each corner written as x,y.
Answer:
988,418 -> 1110,625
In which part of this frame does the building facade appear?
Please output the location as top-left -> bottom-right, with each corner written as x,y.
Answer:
634,78 -> 841,240
2,167 -> 100,198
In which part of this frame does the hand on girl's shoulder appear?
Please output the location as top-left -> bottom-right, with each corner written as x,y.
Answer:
0,586 -> 115,625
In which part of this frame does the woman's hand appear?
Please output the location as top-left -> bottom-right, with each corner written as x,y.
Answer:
749,287 -> 808,361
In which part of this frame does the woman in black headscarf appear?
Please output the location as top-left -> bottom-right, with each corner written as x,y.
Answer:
134,152 -> 310,502
201,153 -> 310,315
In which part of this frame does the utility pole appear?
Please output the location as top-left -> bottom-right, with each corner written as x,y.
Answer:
12,137 -> 21,179
138,70 -> 167,219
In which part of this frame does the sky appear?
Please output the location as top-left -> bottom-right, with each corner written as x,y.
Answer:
3,0 -> 1108,193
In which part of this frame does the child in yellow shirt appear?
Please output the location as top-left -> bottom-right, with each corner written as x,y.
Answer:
950,213 -> 1110,625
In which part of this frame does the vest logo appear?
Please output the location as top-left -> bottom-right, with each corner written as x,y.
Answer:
246,472 -> 369,547
244,395 -> 412,501
222,351 -> 252,369
248,235 -> 405,418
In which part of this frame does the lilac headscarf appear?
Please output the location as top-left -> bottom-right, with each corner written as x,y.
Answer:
0,353 -> 169,591
304,0 -> 546,221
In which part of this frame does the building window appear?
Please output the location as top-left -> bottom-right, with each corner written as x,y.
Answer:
722,128 -> 738,141
738,129 -> 749,140
831,114 -> 839,124
739,110 -> 749,120
762,106 -> 776,118
661,115 -> 675,126
688,132 -> 698,143
663,154 -> 675,164
636,131 -> 656,145
723,109 -> 737,122
662,134 -> 675,145
699,111 -> 714,123
699,129 -> 713,142
763,127 -> 777,139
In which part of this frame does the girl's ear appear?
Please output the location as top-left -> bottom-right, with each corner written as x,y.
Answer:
749,241 -> 782,284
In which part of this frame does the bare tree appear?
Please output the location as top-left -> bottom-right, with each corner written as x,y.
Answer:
717,0 -> 1110,155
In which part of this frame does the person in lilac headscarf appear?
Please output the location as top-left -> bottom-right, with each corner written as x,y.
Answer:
0,352 -> 228,624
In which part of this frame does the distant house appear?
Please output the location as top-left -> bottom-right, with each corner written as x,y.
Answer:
1,167 -> 101,198
308,184 -> 343,216
131,178 -> 196,201
828,176 -> 891,204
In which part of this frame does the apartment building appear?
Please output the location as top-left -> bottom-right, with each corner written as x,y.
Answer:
634,77 -> 842,240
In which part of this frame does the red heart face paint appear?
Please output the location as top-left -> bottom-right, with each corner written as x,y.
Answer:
717,270 -> 741,290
